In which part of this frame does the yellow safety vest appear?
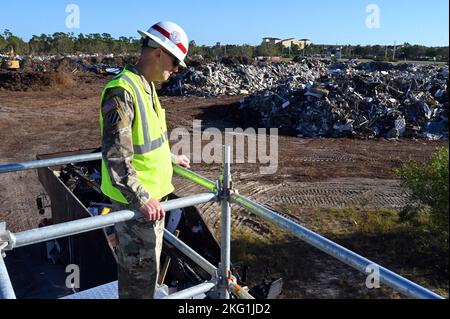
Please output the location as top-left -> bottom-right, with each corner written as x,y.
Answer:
99,68 -> 174,203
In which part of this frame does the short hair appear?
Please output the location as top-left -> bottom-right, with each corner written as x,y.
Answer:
141,37 -> 162,51
141,37 -> 149,49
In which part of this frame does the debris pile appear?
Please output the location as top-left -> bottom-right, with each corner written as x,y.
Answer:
0,54 -> 136,91
0,57 -> 84,91
164,59 -> 448,138
238,61 -> 448,139
164,60 -> 329,97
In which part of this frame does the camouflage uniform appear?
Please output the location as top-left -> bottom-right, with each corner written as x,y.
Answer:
101,66 -> 166,299
112,202 -> 164,299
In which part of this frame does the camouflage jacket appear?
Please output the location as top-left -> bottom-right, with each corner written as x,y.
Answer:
101,66 -> 159,210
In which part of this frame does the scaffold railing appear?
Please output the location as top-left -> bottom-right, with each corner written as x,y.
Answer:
0,146 -> 444,299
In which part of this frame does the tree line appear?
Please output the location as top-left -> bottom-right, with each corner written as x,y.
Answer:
0,30 -> 141,55
1,29 -> 448,62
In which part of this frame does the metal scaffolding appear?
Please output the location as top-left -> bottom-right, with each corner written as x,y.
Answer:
0,147 -> 445,299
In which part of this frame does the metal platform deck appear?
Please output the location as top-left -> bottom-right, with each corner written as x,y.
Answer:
62,281 -> 170,299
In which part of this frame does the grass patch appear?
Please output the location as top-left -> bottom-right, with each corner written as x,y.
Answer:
230,205 -> 449,298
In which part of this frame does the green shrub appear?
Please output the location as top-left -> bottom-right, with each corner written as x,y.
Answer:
395,147 -> 449,234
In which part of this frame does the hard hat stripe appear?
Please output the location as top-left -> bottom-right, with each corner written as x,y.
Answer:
152,24 -> 187,55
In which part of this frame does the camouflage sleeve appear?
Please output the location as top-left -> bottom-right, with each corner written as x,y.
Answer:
101,87 -> 150,210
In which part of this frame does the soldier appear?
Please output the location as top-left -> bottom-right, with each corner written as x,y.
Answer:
100,21 -> 191,299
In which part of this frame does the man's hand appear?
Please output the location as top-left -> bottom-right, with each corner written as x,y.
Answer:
139,198 -> 165,221
172,154 -> 191,169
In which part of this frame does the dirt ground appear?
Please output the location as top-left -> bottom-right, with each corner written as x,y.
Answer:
0,74 -> 448,298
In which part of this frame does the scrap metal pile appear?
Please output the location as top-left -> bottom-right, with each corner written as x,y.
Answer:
164,60 -> 326,96
165,59 -> 449,139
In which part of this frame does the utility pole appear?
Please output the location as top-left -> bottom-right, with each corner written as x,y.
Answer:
216,42 -> 221,59
392,41 -> 397,61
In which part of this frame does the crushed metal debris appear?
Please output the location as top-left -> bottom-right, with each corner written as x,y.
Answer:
165,59 -> 448,139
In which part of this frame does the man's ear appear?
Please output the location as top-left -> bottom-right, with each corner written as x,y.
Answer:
153,48 -> 163,60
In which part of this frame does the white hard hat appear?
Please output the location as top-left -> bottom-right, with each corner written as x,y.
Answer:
138,21 -> 189,68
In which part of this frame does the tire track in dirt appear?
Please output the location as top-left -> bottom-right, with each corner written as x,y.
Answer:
174,172 -> 409,238
267,183 -> 408,209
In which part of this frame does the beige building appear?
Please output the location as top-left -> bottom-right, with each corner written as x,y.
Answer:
262,37 -> 312,49
280,38 -> 312,49
280,38 -> 295,48
298,39 -> 312,49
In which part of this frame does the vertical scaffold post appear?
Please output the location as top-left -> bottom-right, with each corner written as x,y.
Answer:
219,145 -> 232,299
0,254 -> 16,299
0,222 -> 16,299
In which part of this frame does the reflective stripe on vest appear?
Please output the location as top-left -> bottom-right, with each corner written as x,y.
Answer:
120,74 -> 168,155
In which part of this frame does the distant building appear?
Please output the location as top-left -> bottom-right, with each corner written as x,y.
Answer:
280,38 -> 296,48
262,37 -> 282,44
262,37 -> 312,50
280,38 -> 312,49
298,39 -> 312,50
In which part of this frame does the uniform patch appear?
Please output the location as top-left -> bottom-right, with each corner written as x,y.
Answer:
103,98 -> 119,115
107,111 -> 121,125
104,97 -> 125,125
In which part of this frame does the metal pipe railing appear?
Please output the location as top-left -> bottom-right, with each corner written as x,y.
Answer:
230,194 -> 444,299
219,146 -> 232,299
0,153 -> 102,174
10,193 -> 216,250
0,255 -> 16,299
0,150 -> 446,299
3,192 -> 218,299
228,273 -> 255,299
163,281 -> 217,299
0,152 -> 221,300
0,151 -> 216,195
173,165 -> 217,192
229,282 -> 255,300
164,229 -> 217,277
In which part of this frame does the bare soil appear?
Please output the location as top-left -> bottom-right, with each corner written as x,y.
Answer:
0,74 -> 447,299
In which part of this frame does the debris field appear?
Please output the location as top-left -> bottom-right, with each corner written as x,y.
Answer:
165,59 -> 448,139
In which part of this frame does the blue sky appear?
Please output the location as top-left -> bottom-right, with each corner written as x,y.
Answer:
0,0 -> 448,46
